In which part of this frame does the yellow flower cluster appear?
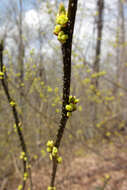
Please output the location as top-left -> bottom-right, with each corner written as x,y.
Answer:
106,131 -> 111,137
104,174 -> 110,180
26,164 -> 31,169
105,96 -> 115,101
46,140 -> 62,164
3,65 -> 6,72
19,152 -> 27,161
0,66 -> 6,79
48,186 -> 56,190
18,185 -> 23,190
66,96 -> 79,117
10,101 -> 16,107
91,71 -> 107,78
53,3 -> 68,43
56,14 -> 68,26
83,78 -> 91,85
23,172 -> 28,181
0,71 -> 4,79
13,123 -> 22,133
58,31 -> 68,44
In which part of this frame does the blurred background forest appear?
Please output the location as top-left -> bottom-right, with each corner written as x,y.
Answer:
0,0 -> 127,189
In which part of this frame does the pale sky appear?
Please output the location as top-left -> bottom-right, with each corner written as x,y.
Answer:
0,0 -> 127,63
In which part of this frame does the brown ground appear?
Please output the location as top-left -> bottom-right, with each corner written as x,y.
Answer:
31,142 -> 127,190
2,140 -> 127,190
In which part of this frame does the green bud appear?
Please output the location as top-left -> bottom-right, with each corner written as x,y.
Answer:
46,140 -> 54,147
53,25 -> 61,35
18,185 -> 23,190
48,186 -> 56,190
57,30 -> 68,44
57,156 -> 62,163
52,147 -> 58,157
74,99 -> 79,104
69,95 -> 73,102
61,34 -> 68,41
23,172 -> 28,181
66,105 -> 73,111
67,112 -> 72,117
47,147 -> 52,153
59,3 -> 66,15
69,96 -> 75,103
72,104 -> 77,111
56,14 -> 68,26
49,153 -> 53,160
58,31 -> 64,37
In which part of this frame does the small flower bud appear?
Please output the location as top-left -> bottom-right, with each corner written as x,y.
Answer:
53,25 -> 61,35
46,140 -> 54,148
52,147 -> 58,157
10,101 -> 16,107
66,105 -> 73,111
0,71 -> 4,79
57,156 -> 62,163
56,14 -> 68,26
74,99 -> 79,104
67,112 -> 72,117
49,153 -> 53,160
59,3 -> 66,15
18,185 -> 23,190
47,147 -> 52,153
23,172 -> 28,181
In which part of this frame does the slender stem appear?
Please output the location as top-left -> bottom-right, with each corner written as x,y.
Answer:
0,41 -> 32,190
50,0 -> 78,187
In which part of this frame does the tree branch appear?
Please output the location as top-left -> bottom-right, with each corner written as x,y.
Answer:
50,0 -> 78,188
0,40 -> 32,190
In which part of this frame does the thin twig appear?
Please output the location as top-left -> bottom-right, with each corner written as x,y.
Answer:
50,0 -> 79,187
0,40 -> 32,190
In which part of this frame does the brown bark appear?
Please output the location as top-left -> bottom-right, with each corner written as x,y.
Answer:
92,0 -> 104,129
93,0 -> 104,88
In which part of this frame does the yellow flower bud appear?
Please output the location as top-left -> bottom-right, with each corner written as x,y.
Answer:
0,71 -> 4,76
47,147 -> 52,153
0,71 -> 4,79
61,34 -> 68,41
52,147 -> 58,157
57,156 -> 62,163
56,14 -> 68,26
19,152 -> 25,159
65,104 -> 73,111
58,31 -> 68,43
24,156 -> 27,161
18,185 -> 23,190
67,112 -> 72,117
69,95 -> 73,102
49,153 -> 53,160
10,101 -> 16,107
53,25 -> 61,35
23,172 -> 28,181
48,186 -> 56,190
59,3 -> 66,15
74,98 -> 79,104
71,103 -> 76,111
46,140 -> 54,148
